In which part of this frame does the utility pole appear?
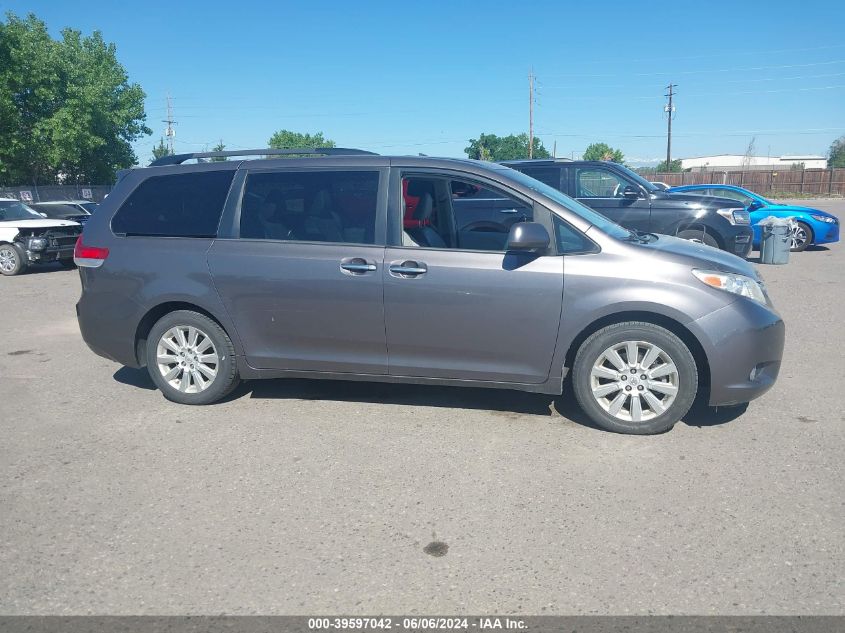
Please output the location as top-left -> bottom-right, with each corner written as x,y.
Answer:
528,70 -> 535,159
664,83 -> 677,169
162,94 -> 176,154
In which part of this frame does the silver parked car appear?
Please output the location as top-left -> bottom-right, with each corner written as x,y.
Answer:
74,149 -> 784,434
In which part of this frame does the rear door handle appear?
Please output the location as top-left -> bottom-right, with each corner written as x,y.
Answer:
499,208 -> 519,214
340,258 -> 377,275
388,260 -> 428,277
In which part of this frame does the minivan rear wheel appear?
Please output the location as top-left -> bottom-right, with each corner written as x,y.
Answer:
572,322 -> 698,434
145,310 -> 239,405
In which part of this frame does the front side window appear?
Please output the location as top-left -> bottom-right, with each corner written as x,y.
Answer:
402,175 -> 533,252
240,170 -> 379,244
575,168 -> 630,198
112,170 -> 235,237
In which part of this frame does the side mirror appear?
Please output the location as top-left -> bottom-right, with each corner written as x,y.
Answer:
622,185 -> 641,199
748,200 -> 763,211
506,222 -> 550,252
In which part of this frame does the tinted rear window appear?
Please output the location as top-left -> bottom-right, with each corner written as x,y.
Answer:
112,170 -> 235,237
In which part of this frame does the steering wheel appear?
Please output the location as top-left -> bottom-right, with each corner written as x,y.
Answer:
462,221 -> 511,233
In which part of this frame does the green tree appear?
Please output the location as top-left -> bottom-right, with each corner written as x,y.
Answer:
0,12 -> 151,185
829,136 -> 845,168
267,130 -> 335,150
583,143 -> 624,163
464,133 -> 550,161
210,140 -> 227,162
656,158 -> 683,172
151,138 -> 171,162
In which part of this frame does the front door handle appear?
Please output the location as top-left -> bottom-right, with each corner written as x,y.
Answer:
340,258 -> 377,275
388,260 -> 428,277
499,208 -> 519,214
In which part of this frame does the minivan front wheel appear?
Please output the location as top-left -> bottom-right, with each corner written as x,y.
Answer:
572,322 -> 698,434
145,310 -> 239,405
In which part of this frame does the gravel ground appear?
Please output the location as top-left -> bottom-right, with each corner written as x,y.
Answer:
1,200 -> 843,615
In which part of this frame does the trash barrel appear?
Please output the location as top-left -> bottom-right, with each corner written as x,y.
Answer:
759,217 -> 792,265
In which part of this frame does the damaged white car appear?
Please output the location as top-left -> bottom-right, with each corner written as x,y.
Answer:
0,198 -> 82,276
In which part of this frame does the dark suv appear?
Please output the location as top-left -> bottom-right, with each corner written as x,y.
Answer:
501,159 -> 753,257
75,148 -> 784,434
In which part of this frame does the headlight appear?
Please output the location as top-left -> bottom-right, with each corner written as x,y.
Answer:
810,214 -> 836,224
716,208 -> 750,225
27,237 -> 48,250
692,269 -> 767,304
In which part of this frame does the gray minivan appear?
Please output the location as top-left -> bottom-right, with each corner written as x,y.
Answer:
75,149 -> 784,434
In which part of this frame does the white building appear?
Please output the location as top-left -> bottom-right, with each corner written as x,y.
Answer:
680,154 -> 828,171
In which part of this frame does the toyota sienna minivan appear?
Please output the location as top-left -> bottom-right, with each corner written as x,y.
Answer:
75,149 -> 785,434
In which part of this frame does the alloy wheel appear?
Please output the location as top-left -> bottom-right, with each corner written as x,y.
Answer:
791,225 -> 809,250
0,247 -> 16,273
156,325 -> 219,393
589,340 -> 680,422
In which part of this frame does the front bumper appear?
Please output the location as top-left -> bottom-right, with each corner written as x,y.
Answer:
688,298 -> 785,406
26,246 -> 75,263
815,220 -> 839,245
730,229 -> 753,258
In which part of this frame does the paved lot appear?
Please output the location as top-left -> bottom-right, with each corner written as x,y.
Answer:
1,200 -> 843,615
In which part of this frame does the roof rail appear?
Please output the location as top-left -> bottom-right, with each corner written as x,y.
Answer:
149,147 -> 378,167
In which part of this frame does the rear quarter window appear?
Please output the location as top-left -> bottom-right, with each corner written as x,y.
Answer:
112,170 -> 235,237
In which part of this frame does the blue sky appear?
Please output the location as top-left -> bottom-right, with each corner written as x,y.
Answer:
4,0 -> 845,165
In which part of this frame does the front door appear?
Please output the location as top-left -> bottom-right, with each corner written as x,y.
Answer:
573,165 -> 651,231
384,172 -> 563,384
208,167 -> 388,373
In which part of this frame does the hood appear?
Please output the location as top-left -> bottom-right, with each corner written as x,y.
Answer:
760,203 -> 837,218
631,234 -> 758,278
654,190 -> 742,210
0,219 -> 80,229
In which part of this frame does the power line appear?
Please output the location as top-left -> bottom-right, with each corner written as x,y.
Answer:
565,43 -> 845,66
542,58 -> 845,79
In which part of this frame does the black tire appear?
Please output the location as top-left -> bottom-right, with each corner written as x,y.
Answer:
145,310 -> 240,405
58,258 -> 76,269
572,322 -> 698,434
0,243 -> 28,276
790,221 -> 813,252
677,229 -> 719,249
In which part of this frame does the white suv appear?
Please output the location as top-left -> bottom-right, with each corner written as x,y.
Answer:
0,198 -> 82,276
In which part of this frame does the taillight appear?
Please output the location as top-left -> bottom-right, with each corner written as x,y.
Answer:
73,235 -> 109,268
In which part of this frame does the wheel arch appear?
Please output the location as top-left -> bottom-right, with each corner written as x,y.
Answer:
134,301 -> 234,367
794,218 -> 815,242
563,310 -> 711,403
674,222 -> 725,249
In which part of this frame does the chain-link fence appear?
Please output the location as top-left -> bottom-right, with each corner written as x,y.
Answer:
0,184 -> 112,203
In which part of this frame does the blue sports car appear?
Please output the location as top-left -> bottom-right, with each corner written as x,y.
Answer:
668,184 -> 840,252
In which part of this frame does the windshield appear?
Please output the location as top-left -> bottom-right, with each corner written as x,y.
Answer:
0,200 -> 43,222
502,168 -> 632,239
